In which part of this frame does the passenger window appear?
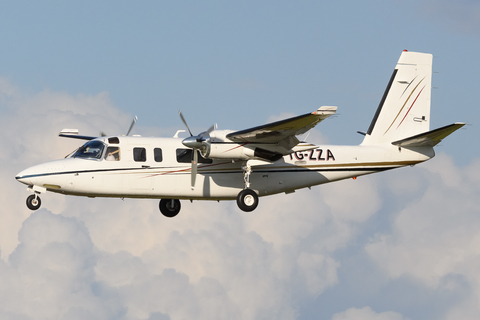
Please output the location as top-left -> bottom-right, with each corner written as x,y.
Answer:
154,148 -> 163,162
176,149 -> 212,164
105,147 -> 120,161
133,148 -> 146,162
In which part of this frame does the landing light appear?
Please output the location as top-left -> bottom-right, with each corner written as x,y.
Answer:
43,184 -> 61,190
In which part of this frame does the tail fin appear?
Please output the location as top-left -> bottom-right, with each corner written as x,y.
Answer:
362,51 -> 433,145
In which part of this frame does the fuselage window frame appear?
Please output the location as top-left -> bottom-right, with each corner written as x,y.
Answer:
154,148 -> 163,162
133,147 -> 147,162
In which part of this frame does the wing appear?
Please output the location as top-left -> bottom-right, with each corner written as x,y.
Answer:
226,106 -> 337,148
58,129 -> 97,140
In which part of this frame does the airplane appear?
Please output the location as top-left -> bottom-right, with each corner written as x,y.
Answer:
16,51 -> 465,217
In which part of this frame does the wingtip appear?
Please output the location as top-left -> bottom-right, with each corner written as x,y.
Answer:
313,106 -> 337,115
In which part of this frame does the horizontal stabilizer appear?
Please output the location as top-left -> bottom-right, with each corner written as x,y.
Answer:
391,122 -> 465,147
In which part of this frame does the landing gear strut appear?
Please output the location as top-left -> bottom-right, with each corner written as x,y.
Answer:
26,194 -> 41,211
159,199 -> 181,218
236,161 -> 259,212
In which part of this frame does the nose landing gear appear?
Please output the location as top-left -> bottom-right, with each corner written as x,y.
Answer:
26,194 -> 41,211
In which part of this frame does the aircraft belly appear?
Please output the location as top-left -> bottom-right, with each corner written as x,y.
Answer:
274,171 -> 327,192
168,173 -> 242,200
255,172 -> 286,195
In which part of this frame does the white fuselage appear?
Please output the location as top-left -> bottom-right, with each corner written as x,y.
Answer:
16,136 -> 434,201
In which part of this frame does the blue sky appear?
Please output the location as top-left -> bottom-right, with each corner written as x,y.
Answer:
0,1 -> 477,163
1,1 -> 480,319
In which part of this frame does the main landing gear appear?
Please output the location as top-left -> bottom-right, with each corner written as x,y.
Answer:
26,194 -> 41,211
236,161 -> 259,212
159,199 -> 181,218
237,188 -> 258,212
158,161 -> 260,217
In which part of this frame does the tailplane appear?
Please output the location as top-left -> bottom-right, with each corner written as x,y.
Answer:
362,51 -> 433,145
391,122 -> 465,147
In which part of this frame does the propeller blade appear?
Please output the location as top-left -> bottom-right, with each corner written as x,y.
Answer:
126,116 -> 138,136
179,110 -> 193,136
200,123 -> 217,139
206,123 -> 217,134
191,150 -> 198,189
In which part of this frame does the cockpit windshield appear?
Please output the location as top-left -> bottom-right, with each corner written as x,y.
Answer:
72,140 -> 105,159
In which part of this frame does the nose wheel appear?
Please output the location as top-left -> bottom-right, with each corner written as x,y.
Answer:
26,194 -> 41,211
159,199 -> 181,218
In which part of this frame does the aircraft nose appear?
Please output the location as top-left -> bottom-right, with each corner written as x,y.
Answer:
15,163 -> 49,186
16,168 -> 34,185
16,160 -> 68,189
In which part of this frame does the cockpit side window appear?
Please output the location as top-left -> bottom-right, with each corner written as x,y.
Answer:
108,137 -> 120,144
73,140 -> 105,159
105,147 -> 120,161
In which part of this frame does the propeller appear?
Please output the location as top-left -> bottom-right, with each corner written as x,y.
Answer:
126,116 -> 138,136
178,110 -> 216,189
97,115 -> 138,138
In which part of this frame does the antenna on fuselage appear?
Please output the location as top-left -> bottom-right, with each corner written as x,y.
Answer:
174,130 -> 186,138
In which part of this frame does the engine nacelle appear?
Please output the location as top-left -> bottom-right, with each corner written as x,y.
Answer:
201,142 -> 283,161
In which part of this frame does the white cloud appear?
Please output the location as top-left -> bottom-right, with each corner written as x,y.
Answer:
365,154 -> 480,319
3,78 -> 480,319
366,154 -> 480,285
330,306 -> 409,320
0,210 -> 125,320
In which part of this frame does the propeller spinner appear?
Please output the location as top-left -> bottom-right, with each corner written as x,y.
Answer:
178,110 -> 216,189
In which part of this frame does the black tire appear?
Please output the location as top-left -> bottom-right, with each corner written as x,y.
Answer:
159,199 -> 181,218
236,189 -> 259,212
26,194 -> 41,211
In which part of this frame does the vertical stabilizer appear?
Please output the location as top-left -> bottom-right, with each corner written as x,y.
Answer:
362,51 -> 433,145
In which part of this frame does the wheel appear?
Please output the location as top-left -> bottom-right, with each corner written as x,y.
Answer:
236,189 -> 259,212
26,194 -> 41,211
159,199 -> 181,218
